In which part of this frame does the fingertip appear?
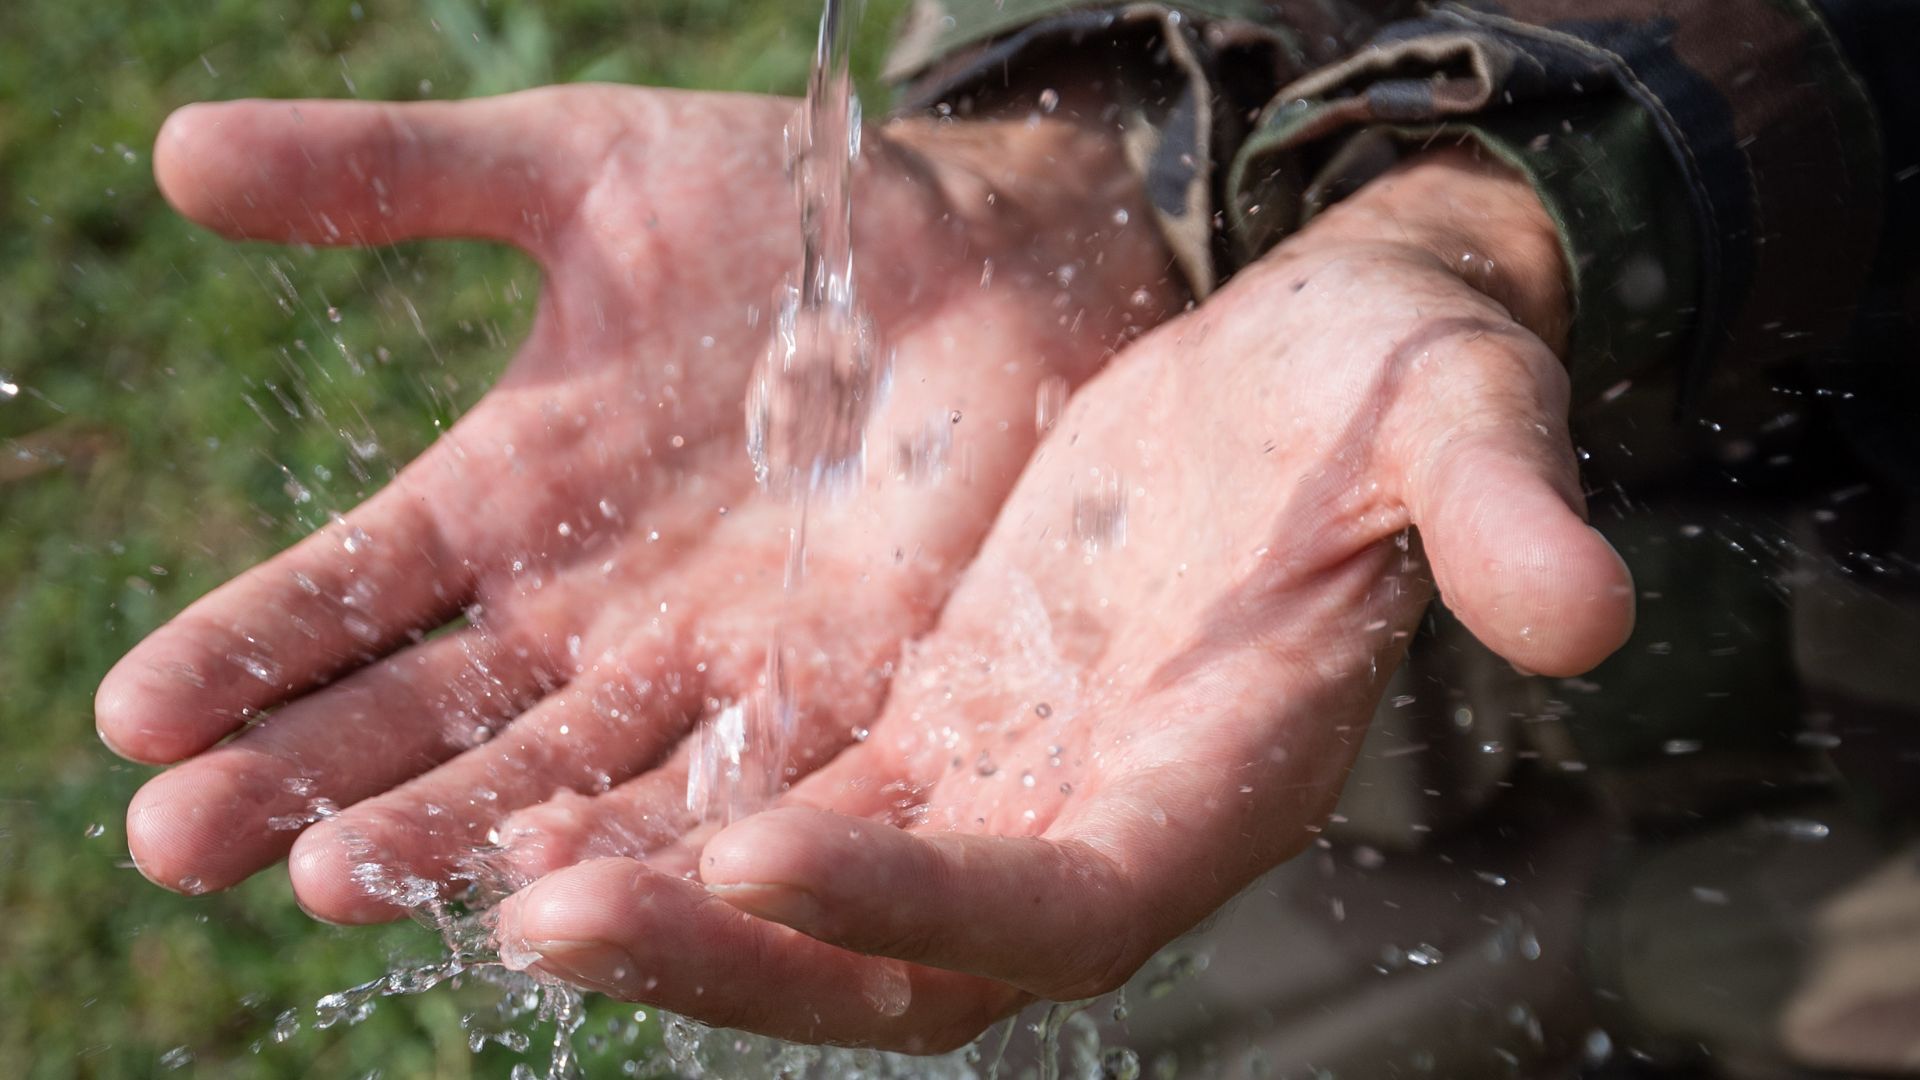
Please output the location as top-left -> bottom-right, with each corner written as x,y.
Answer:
1442,512 -> 1636,678
288,821 -> 409,926
154,100 -> 256,233
95,670 -> 163,765
1528,523 -> 1635,676
495,858 -> 652,964
126,771 -> 226,895
95,650 -> 225,765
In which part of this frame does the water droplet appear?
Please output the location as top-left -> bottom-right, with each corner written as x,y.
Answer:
0,374 -> 19,400
1584,1029 -> 1614,1066
1072,467 -> 1128,553
1037,88 -> 1060,113
227,652 -> 283,688
327,306 -> 343,323
84,823 -> 106,839
1772,818 -> 1831,841
1033,376 -> 1069,436
1406,943 -> 1443,966
1101,1047 -> 1141,1080
1111,208 -> 1130,226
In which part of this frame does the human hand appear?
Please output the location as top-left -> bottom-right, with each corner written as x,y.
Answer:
98,86 -> 1177,920
492,146 -> 1635,1050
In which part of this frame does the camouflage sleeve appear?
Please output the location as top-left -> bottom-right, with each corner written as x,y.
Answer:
889,1 -> 1897,403
1228,1 -> 1886,400
885,1 -> 1408,294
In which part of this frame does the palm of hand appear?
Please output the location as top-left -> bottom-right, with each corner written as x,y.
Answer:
100,85 -> 1172,923
498,183 -> 1635,1050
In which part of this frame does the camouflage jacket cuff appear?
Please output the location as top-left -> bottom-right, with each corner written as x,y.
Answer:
885,1 -> 1375,295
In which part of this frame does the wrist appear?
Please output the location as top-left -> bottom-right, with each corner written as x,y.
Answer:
876,111 -> 1183,325
1312,145 -> 1572,352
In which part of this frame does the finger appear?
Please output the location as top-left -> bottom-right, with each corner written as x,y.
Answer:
1411,424 -> 1635,678
288,642 -> 701,924
494,758 -> 698,881
496,858 -> 1023,1052
123,626 -> 547,895
96,483 -> 469,764
153,90 -> 606,252
699,678 -> 1373,1002
701,806 -> 1147,1001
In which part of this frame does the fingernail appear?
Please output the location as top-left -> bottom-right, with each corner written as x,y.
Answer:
707,882 -> 824,927
522,939 -> 640,995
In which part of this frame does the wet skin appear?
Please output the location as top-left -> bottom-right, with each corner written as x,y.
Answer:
102,86 -> 1632,1052
100,86 -> 1179,916
494,148 -> 1636,1050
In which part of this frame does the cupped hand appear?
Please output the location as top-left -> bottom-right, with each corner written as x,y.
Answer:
98,85 -> 1178,921
493,146 -> 1636,1050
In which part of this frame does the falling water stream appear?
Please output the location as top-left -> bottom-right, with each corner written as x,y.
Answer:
692,0 -> 891,823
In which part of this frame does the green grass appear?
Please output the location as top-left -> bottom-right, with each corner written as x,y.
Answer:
0,1 -> 900,1075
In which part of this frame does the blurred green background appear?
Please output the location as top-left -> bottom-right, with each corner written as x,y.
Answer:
0,0 -> 900,1075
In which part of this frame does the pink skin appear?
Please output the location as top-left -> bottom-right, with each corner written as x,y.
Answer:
98,86 -> 1180,920
491,148 -> 1636,1051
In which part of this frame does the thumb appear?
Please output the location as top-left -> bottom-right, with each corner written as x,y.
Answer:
1409,395 -> 1634,678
